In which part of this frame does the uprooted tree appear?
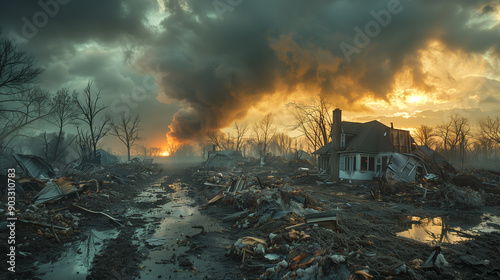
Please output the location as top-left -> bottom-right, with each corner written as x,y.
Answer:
110,113 -> 141,161
74,81 -> 111,158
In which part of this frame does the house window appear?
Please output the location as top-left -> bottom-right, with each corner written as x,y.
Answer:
340,133 -> 345,147
361,155 -> 375,171
342,155 -> 356,171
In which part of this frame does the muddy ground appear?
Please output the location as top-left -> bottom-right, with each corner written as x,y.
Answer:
1,161 -> 245,280
192,167 -> 500,280
1,160 -> 500,279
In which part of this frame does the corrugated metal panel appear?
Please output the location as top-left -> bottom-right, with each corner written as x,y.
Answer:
13,154 -> 55,179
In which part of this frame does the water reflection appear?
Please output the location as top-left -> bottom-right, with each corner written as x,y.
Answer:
37,229 -> 119,279
397,216 -> 472,244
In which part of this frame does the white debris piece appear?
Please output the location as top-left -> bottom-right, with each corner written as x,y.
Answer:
269,233 -> 278,241
435,253 -> 450,268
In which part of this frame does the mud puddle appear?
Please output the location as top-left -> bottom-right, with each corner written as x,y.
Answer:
397,214 -> 500,244
34,176 -> 238,279
130,178 -> 230,279
36,228 -> 119,279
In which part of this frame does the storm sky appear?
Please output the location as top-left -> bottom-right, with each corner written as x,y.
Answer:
1,0 -> 499,152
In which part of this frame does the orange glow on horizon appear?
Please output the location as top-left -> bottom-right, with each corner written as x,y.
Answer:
161,150 -> 170,157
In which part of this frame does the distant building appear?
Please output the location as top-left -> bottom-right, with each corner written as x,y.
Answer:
205,150 -> 244,169
313,109 -> 415,182
285,149 -> 312,160
88,149 -> 119,165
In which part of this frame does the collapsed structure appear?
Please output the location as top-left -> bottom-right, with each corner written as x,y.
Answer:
205,150 -> 245,169
13,154 -> 56,179
313,109 -> 448,184
3,139 -> 499,279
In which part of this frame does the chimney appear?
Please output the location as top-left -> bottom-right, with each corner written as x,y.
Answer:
390,122 -> 394,150
330,108 -> 341,182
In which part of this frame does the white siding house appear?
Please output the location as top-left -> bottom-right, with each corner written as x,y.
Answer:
314,119 -> 414,182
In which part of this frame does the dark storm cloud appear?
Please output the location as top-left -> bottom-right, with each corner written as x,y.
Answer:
140,0 -> 500,143
0,0 -> 156,61
1,0 -> 499,144
0,0 -> 179,151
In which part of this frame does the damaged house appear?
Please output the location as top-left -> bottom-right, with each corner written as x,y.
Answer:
314,109 -> 421,182
205,150 -> 244,169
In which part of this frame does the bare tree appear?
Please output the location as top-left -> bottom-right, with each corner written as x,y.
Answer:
273,132 -> 293,156
74,81 -> 111,157
76,127 -> 92,162
0,32 -> 46,154
207,130 -> 230,151
436,114 -> 471,168
135,145 -> 162,158
478,116 -> 500,144
135,144 -> 149,158
169,143 -> 196,157
150,147 -> 161,157
0,87 -> 51,147
251,113 -> 276,158
413,124 -> 436,148
0,32 -> 43,92
234,122 -> 248,152
110,113 -> 141,161
287,95 -> 332,153
454,116 -> 471,168
471,134 -> 496,162
445,114 -> 471,167
198,142 -> 213,161
45,88 -> 80,162
436,121 -> 452,152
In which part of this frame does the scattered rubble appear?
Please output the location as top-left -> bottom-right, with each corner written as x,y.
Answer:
193,153 -> 500,279
1,152 -> 499,279
0,158 -> 162,279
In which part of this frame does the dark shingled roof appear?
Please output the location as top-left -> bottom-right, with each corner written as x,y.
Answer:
341,121 -> 364,135
313,142 -> 332,155
342,121 -> 392,153
313,120 -> 394,154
